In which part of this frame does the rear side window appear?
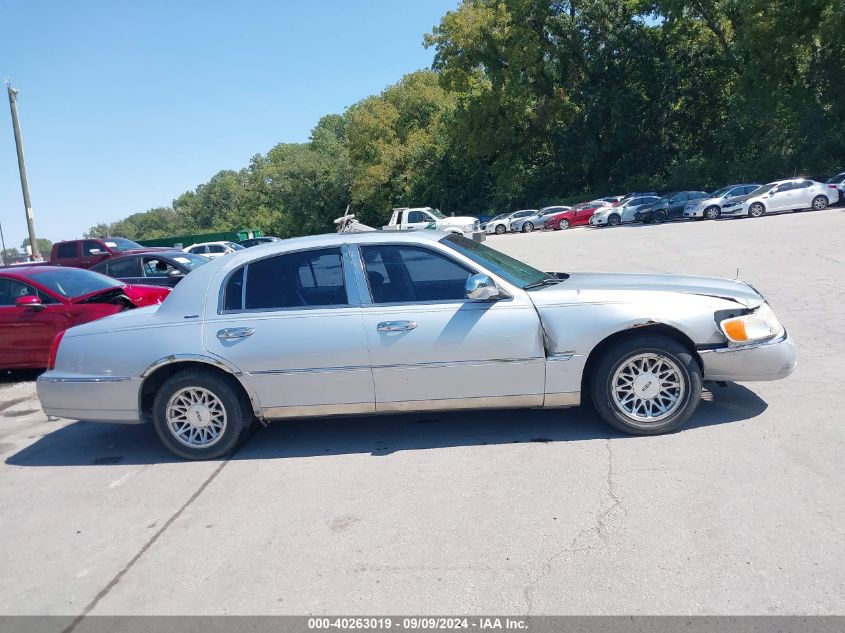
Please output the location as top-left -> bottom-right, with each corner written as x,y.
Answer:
56,243 -> 77,259
224,248 -> 347,312
107,257 -> 142,278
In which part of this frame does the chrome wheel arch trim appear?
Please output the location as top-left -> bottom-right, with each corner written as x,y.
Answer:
139,353 -> 264,421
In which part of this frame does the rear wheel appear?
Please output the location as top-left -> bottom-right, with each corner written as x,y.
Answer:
608,214 -> 621,226
653,210 -> 667,224
704,206 -> 721,220
590,335 -> 702,435
522,222 -> 534,233
811,195 -> 828,211
495,224 -> 506,235
152,369 -> 253,460
749,202 -> 766,218
559,219 -> 571,230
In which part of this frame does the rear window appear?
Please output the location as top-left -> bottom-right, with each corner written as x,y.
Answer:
56,243 -> 77,259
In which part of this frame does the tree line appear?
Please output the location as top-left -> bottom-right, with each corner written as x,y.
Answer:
86,0 -> 845,241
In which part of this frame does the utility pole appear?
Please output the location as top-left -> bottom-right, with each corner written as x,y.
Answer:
6,81 -> 41,261
0,218 -> 7,266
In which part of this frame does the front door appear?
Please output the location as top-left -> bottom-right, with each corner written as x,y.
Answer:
768,183 -> 795,211
202,246 -> 374,417
352,242 -> 545,412
0,278 -> 68,368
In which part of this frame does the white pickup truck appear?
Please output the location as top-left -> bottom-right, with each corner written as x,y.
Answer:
386,207 -> 485,242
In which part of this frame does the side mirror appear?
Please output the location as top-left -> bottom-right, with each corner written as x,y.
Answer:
465,274 -> 502,302
16,295 -> 44,310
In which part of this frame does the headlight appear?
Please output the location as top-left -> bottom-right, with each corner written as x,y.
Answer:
463,223 -> 475,232
720,303 -> 783,344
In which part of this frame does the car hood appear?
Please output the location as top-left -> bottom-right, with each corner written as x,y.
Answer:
690,196 -> 724,206
530,272 -> 764,308
440,216 -> 478,225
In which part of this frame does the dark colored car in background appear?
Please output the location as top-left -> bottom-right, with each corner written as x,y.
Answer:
636,191 -> 709,223
237,236 -> 281,248
0,266 -> 170,369
91,251 -> 209,287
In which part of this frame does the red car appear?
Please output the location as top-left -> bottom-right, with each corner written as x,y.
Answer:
0,266 -> 170,370
544,201 -> 610,230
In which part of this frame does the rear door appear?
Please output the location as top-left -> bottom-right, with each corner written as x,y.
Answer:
353,242 -> 544,411
103,256 -> 144,284
202,246 -> 374,417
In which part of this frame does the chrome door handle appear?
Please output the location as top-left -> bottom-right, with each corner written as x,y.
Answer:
377,320 -> 418,332
217,327 -> 255,340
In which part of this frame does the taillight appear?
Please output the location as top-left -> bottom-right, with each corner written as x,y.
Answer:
47,330 -> 66,370
828,184 -> 838,189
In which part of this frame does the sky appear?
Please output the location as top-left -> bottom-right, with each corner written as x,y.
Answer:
0,0 -> 460,252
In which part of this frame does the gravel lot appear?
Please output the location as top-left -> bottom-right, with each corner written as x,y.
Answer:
1,210 -> 844,616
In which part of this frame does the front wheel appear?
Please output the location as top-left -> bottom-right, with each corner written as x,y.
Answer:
653,210 -> 667,224
608,214 -> 621,227
152,369 -> 253,460
522,222 -> 534,233
590,335 -> 702,435
559,219 -> 571,230
495,224 -> 506,235
811,195 -> 828,211
704,206 -> 721,220
749,202 -> 766,218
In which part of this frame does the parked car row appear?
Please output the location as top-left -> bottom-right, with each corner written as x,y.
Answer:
482,175 -> 842,236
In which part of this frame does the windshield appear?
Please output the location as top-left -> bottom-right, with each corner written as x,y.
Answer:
490,213 -> 510,221
710,186 -> 733,198
169,253 -> 209,269
103,238 -> 143,251
30,268 -> 121,298
750,183 -> 778,196
443,234 -> 551,288
430,209 -> 447,219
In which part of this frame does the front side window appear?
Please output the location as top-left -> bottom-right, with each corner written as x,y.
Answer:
361,245 -> 473,304
407,211 -> 430,224
0,278 -> 56,306
82,240 -> 105,256
104,238 -> 143,251
226,247 -> 347,311
775,183 -> 794,193
142,258 -> 178,277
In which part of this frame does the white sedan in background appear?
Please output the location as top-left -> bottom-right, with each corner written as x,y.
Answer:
485,210 -> 536,235
724,179 -> 840,218
183,241 -> 245,258
37,231 -> 795,460
590,196 -> 659,226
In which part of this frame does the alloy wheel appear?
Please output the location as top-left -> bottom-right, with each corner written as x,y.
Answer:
166,387 -> 228,449
749,203 -> 765,217
523,222 -> 534,233
611,353 -> 685,427
812,196 -> 828,210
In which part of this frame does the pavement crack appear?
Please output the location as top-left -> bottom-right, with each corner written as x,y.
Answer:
61,458 -> 231,633
522,437 -> 624,615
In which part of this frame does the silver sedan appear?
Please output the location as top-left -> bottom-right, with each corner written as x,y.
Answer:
37,231 -> 795,460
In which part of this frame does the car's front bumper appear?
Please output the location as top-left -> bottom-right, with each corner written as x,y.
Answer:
589,215 -> 609,226
698,330 -> 796,382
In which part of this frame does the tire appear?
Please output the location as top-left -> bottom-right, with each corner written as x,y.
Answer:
495,224 -> 506,235
608,214 -> 621,227
653,210 -> 667,224
704,206 -> 721,220
522,222 -> 534,233
152,368 -> 253,460
748,202 -> 766,218
559,219 -> 571,230
590,335 -> 703,436
811,195 -> 828,211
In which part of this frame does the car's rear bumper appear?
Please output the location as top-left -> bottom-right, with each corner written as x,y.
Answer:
36,374 -> 143,423
698,330 -> 796,382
